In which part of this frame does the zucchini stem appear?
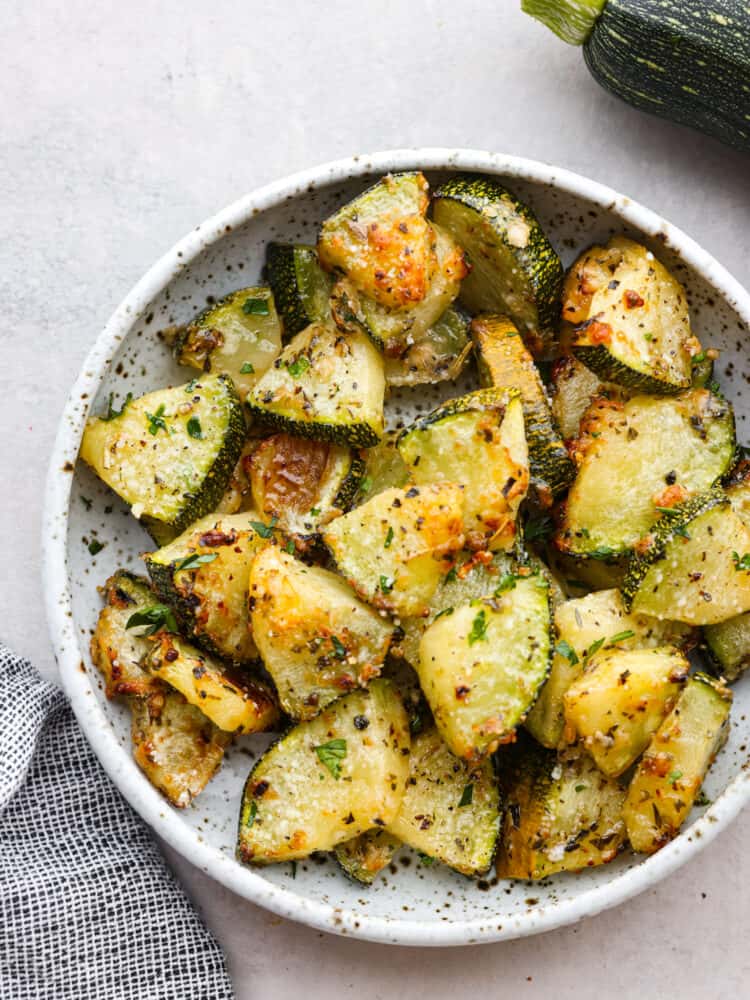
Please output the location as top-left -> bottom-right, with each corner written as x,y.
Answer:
521,0 -> 606,45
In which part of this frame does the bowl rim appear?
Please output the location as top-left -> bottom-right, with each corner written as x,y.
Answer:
43,148 -> 750,946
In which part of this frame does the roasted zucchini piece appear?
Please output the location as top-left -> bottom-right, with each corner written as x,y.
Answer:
384,305 -> 472,388
545,546 -> 628,595
246,322 -> 385,448
557,390 -> 736,558
418,573 -> 551,760
266,243 -> 333,337
703,613 -> 750,681
248,432 -> 363,548
143,512 -> 271,663
357,431 -> 410,502
249,546 -> 394,721
432,175 -> 563,354
549,354 -> 625,441
131,689 -> 230,808
334,829 -> 401,886
80,374 -> 246,540
173,287 -> 282,397
330,223 -> 467,352
525,588 -> 694,749
624,673 -> 732,854
322,484 -> 465,617
563,646 -> 689,777
396,550 -> 514,667
213,439 -> 258,515
318,172 -> 435,310
496,737 -> 627,880
387,726 -> 500,876
90,571 -> 162,699
622,490 -> 750,626
145,633 -> 279,734
236,680 -> 410,864
563,237 -> 697,395
397,389 -> 529,552
472,315 -> 575,500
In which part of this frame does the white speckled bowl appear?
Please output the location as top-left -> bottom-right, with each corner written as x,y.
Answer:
44,149 -> 750,946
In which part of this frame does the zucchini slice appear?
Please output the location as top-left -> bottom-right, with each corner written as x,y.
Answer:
246,322 -> 385,448
384,305 -> 472,388
90,571 -> 162,699
525,587 -> 694,749
322,484 -> 465,617
173,287 -> 282,398
80,374 -> 246,540
334,829 -> 401,886
623,673 -> 732,854
395,550 -> 514,668
266,243 -> 333,337
549,354 -> 625,441
472,315 -> 575,500
397,389 -> 529,552
557,389 -> 736,558
236,680 -> 410,864
563,646 -> 689,777
144,512 -> 272,664
145,633 -> 279,734
622,490 -> 750,626
248,432 -> 363,549
417,573 -> 551,760
496,736 -> 627,880
432,174 -> 563,354
703,612 -> 750,682
249,547 -> 394,721
131,690 -> 230,808
318,172 -> 435,310
357,431 -> 410,502
387,726 -> 500,876
563,237 -> 696,395
330,223 -> 467,352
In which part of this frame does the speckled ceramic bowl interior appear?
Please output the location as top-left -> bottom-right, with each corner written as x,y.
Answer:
44,150 -> 750,946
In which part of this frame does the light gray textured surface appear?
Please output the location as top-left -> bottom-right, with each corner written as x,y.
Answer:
4,0 -> 749,995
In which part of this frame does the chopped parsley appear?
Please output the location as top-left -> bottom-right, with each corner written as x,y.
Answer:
418,852 -> 435,866
433,606 -> 454,621
242,297 -> 270,316
574,784 -> 587,793
379,575 -> 394,594
330,635 -> 347,659
695,790 -> 712,807
287,356 -> 310,378
87,539 -> 105,556
584,636 -> 606,663
250,518 -> 276,539
494,573 -> 517,595
555,639 -> 579,665
285,538 -> 296,555
186,416 -> 202,439
184,378 -> 199,393
524,512 -> 554,544
607,629 -> 636,646
103,392 -> 133,421
245,801 -> 258,828
309,507 -> 321,517
588,545 -> 616,560
458,783 -> 474,808
673,524 -> 691,539
732,551 -> 750,572
445,567 -> 458,584
126,604 -> 178,636
240,362 -> 255,374
145,404 -> 167,436
314,738 -> 347,780
468,609 -> 488,646
668,769 -> 683,785
174,552 -> 218,572
359,475 -> 372,496
384,526 -> 394,548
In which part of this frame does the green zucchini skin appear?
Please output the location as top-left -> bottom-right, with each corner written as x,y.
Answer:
584,1 -> 750,153
432,175 -> 563,353
266,244 -> 333,337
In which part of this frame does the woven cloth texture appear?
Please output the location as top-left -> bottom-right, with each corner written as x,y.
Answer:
0,643 -> 234,1000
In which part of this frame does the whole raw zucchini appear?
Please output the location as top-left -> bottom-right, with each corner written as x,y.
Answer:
522,0 -> 750,152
